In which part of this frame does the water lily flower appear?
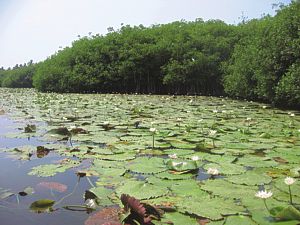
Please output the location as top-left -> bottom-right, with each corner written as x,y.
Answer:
284,177 -> 296,185
255,190 -> 273,199
262,105 -> 267,109
150,127 -> 157,149
85,199 -> 96,209
285,177 -> 296,204
191,156 -> 199,161
176,118 -> 182,122
208,130 -> 217,136
149,127 -> 157,133
246,117 -> 252,121
168,153 -> 178,159
290,113 -> 295,117
213,109 -> 218,113
207,168 -> 219,176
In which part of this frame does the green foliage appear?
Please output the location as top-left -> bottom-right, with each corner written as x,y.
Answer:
1,63 -> 35,88
275,63 -> 300,106
116,180 -> 169,200
223,1 -> 300,108
31,20 -> 236,95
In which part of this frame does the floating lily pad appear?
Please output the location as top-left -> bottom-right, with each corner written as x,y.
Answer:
116,180 -> 168,200
30,199 -> 55,213
226,169 -> 272,186
127,157 -> 167,174
28,159 -> 80,177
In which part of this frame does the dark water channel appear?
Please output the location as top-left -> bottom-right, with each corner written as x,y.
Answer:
0,115 -> 95,225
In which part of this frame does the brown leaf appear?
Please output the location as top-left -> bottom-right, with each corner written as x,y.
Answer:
37,182 -> 67,193
84,207 -> 121,225
121,194 -> 146,216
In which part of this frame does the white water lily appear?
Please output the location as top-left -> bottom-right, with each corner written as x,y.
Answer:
213,109 -> 218,113
207,168 -> 219,175
208,130 -> 217,136
284,177 -> 296,185
290,113 -> 295,117
246,117 -> 252,121
255,190 -> 273,199
191,156 -> 199,161
262,105 -> 267,109
176,118 -> 182,122
85,199 -> 97,209
149,127 -> 157,133
168,153 -> 178,159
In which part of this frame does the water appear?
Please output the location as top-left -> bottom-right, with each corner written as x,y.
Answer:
0,115 -> 96,225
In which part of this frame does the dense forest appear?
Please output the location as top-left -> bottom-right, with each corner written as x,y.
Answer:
0,1 -> 299,108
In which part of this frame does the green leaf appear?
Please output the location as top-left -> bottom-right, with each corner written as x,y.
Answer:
226,169 -> 272,186
116,180 -> 168,200
127,157 -> 167,174
270,206 -> 300,221
30,199 -> 55,213
165,159 -> 198,172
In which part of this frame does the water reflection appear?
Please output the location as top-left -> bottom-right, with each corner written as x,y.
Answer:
0,116 -> 96,225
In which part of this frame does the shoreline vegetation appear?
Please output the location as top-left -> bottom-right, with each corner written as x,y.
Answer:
0,1 -> 299,108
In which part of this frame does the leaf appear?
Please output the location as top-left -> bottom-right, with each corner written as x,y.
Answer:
224,215 -> 256,225
270,206 -> 300,221
203,162 -> 246,175
165,159 -> 198,172
30,199 -> 55,213
160,212 -> 199,225
19,186 -> 34,196
88,186 -> 114,206
24,124 -> 36,133
37,182 -> 67,192
28,160 -> 80,177
127,157 -> 167,174
226,169 -> 272,186
47,127 -> 71,136
84,207 -> 121,225
116,180 -> 168,200
0,188 -> 14,199
178,196 -> 245,221
200,179 -> 257,199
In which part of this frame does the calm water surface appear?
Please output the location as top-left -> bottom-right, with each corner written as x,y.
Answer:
0,115 -> 96,225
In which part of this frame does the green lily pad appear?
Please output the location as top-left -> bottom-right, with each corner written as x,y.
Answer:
127,157 -> 167,174
116,180 -> 168,200
30,199 -> 55,213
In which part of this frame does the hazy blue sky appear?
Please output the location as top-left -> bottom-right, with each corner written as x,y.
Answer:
0,0 -> 292,68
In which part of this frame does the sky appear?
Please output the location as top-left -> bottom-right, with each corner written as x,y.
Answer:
0,0 -> 292,69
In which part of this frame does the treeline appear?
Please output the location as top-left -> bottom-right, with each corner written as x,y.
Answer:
33,19 -> 238,96
0,1 -> 299,108
0,61 -> 35,88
